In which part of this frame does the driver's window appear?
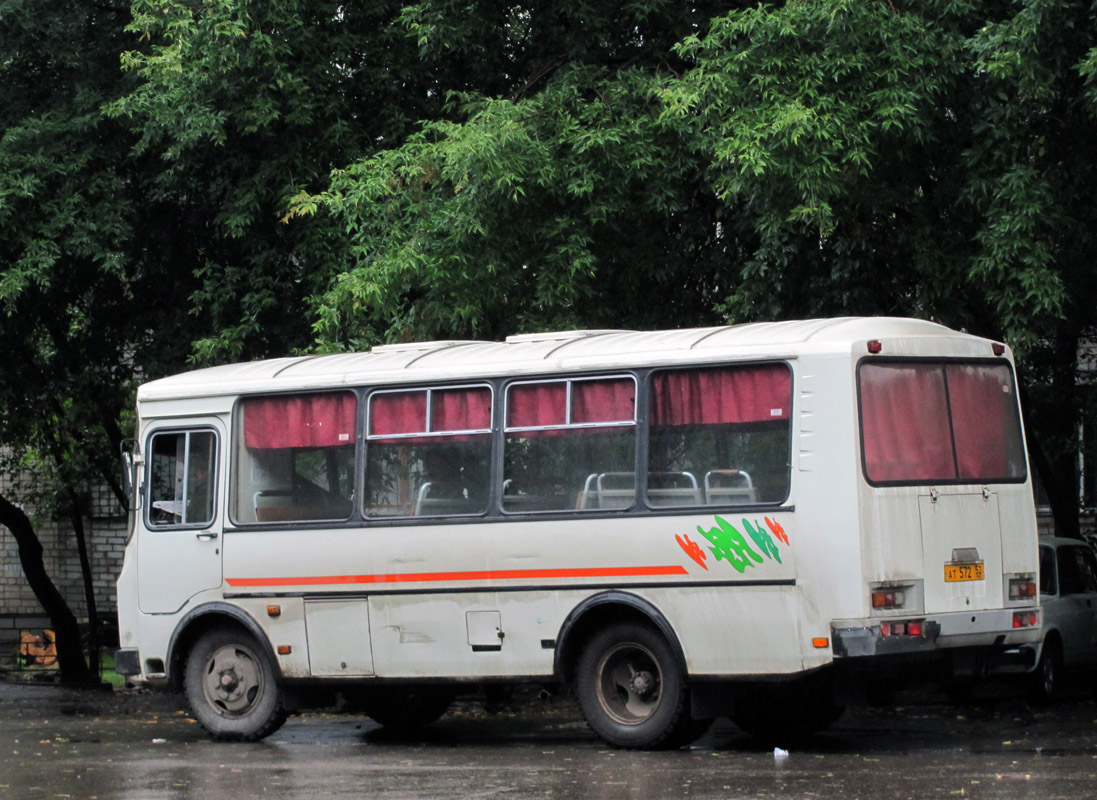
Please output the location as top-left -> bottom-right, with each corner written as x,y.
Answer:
148,430 -> 217,527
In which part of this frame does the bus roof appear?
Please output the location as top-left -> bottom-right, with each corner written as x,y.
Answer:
137,317 -> 1000,402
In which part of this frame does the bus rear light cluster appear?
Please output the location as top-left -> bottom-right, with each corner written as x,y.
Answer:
871,588 -> 906,610
1013,611 -> 1038,629
1008,578 -> 1037,600
880,620 -> 925,637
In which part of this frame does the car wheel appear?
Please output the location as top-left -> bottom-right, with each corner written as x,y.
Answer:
184,626 -> 288,741
1026,638 -> 1062,705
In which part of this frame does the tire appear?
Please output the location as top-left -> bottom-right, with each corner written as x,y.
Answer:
360,686 -> 455,733
184,626 -> 288,741
1026,638 -> 1062,705
576,622 -> 706,749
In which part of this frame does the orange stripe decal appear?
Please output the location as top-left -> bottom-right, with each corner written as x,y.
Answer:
226,565 -> 689,588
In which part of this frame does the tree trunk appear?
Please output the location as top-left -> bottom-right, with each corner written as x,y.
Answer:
69,491 -> 100,676
0,491 -> 93,685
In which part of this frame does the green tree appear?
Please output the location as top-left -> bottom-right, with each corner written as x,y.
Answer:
1,0 -> 146,683
301,0 -> 1097,537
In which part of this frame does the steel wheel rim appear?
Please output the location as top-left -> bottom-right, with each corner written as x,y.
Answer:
595,641 -> 663,726
201,643 -> 265,718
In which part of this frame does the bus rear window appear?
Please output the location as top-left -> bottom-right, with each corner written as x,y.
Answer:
859,361 -> 1026,485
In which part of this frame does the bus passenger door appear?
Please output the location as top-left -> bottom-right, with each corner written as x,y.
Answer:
137,423 -> 225,614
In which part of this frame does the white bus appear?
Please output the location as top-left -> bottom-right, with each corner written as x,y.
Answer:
114,317 -> 1041,748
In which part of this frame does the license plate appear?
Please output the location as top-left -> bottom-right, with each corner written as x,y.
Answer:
944,562 -> 985,582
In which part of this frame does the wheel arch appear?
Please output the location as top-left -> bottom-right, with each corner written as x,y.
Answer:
166,602 -> 282,691
554,591 -> 688,684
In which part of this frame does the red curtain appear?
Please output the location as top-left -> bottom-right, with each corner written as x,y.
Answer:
369,391 -> 428,437
860,365 -> 953,482
947,364 -> 1024,480
371,387 -> 492,439
431,387 -> 492,432
650,364 -> 791,426
572,378 -> 635,423
507,382 -> 568,428
243,393 -> 357,449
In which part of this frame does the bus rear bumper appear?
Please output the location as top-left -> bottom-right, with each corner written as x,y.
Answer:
831,606 -> 1041,658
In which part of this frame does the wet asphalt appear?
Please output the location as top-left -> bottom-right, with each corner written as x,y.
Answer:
3,679 -> 1097,799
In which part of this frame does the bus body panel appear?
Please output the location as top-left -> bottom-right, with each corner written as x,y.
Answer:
114,318 -> 1041,727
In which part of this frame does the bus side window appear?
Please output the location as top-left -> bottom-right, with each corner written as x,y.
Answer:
503,377 -> 636,513
234,393 -> 356,524
648,364 -> 792,507
365,386 -> 492,518
148,430 -> 217,527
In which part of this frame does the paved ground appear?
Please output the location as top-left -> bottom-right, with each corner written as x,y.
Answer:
3,677 -> 1097,799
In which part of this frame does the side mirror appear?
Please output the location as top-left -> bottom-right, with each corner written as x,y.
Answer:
120,440 -> 137,511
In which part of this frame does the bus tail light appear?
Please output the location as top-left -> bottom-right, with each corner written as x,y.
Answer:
1012,611 -> 1038,629
880,619 -> 925,637
1008,577 -> 1037,600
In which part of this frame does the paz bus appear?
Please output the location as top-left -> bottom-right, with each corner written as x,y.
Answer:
114,317 -> 1041,748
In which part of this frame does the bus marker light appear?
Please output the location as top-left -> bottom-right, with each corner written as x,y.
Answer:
267,605 -> 282,617
812,638 -> 829,649
277,645 -> 292,655
1009,578 -> 1037,600
871,589 -> 905,609
867,340 -> 883,354
992,343 -> 1006,356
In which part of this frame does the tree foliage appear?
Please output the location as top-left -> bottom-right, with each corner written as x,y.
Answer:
3,0 -> 1097,671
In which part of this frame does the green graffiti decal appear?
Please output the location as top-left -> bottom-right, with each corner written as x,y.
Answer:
677,515 -> 789,573
742,518 -> 781,564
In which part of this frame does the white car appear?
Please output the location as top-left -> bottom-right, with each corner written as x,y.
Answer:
993,536 -> 1097,702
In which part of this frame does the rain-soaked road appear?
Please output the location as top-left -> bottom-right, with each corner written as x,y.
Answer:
3,679 -> 1097,799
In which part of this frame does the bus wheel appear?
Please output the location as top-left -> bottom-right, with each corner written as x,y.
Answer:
576,622 -> 702,749
184,626 -> 288,741
360,686 -> 455,733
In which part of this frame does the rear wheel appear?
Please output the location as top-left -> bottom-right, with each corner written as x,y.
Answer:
576,622 -> 708,749
184,626 -> 287,741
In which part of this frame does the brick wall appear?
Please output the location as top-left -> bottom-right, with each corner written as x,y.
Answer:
0,457 -> 129,645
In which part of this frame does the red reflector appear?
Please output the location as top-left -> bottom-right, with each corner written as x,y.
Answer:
867,340 -> 883,354
1012,611 -> 1038,628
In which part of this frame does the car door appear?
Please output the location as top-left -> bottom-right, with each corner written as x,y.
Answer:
1054,544 -> 1097,667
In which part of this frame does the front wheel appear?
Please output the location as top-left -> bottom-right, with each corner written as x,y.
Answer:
576,622 -> 707,749
184,626 -> 288,741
